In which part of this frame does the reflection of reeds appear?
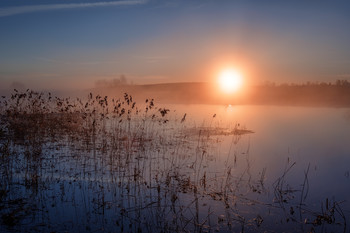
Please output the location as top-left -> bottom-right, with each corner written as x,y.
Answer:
0,90 -> 347,232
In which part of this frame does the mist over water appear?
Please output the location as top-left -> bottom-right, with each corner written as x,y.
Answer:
0,89 -> 349,232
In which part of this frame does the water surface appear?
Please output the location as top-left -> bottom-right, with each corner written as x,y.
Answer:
1,101 -> 349,232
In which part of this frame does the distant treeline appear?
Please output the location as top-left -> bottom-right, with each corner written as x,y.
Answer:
93,79 -> 350,107
248,80 -> 350,107
261,79 -> 350,88
2,79 -> 349,107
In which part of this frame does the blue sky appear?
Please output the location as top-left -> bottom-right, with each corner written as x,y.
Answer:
1,0 -> 350,90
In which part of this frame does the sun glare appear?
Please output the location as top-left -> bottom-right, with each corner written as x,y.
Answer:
218,69 -> 243,94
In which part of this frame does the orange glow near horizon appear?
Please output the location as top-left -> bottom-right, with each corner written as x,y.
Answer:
218,68 -> 243,94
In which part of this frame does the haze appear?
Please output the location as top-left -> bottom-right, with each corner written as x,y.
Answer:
1,0 -> 350,92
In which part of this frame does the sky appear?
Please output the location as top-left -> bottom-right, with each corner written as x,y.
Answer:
1,0 -> 350,90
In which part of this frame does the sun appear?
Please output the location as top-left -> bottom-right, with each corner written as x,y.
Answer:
218,69 -> 243,94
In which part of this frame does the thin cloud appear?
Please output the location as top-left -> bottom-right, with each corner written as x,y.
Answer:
34,57 -> 120,66
336,74 -> 350,78
0,0 -> 147,17
131,55 -> 172,63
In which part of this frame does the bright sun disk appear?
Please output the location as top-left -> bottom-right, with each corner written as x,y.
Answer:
218,69 -> 243,94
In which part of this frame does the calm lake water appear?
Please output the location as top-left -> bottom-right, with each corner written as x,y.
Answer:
174,104 -> 350,201
1,102 -> 349,232
169,104 -> 350,231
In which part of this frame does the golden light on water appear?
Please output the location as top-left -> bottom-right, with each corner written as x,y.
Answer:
218,69 -> 243,94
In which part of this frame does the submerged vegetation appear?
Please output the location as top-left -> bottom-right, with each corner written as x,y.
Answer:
0,90 -> 348,232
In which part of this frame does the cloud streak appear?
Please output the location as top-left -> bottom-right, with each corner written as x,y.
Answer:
0,0 -> 147,17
